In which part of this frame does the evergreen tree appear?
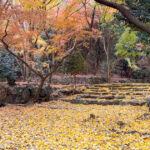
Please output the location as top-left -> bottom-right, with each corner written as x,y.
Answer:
64,51 -> 86,88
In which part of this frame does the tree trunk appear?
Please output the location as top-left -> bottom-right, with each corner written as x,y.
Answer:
103,31 -> 111,83
107,34 -> 111,83
46,74 -> 52,101
107,48 -> 111,83
35,78 -> 45,101
74,75 -> 77,90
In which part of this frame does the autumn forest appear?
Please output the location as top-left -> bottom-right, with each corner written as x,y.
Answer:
0,0 -> 150,149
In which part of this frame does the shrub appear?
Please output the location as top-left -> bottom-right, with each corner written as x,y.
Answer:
0,51 -> 22,85
64,51 -> 86,88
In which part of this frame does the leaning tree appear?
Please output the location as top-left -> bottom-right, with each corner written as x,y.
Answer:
95,0 -> 150,35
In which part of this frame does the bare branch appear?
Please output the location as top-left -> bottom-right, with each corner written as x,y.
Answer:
2,20 -> 9,41
90,6 -> 96,29
69,5 -> 84,17
83,0 -> 90,28
3,0 -> 9,8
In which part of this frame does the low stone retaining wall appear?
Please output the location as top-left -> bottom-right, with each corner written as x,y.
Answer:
51,76 -> 108,84
0,85 -> 50,105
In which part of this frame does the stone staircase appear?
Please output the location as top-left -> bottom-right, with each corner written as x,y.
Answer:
60,83 -> 150,106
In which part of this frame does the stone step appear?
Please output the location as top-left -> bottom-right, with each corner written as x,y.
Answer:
92,85 -> 150,88
60,99 -> 147,106
87,88 -> 150,92
84,92 -> 101,95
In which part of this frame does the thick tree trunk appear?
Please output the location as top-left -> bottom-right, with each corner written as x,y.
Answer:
46,74 -> 52,100
35,74 -> 53,102
35,78 -> 45,101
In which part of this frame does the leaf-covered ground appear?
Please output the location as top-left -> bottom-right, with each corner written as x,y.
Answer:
0,100 -> 150,149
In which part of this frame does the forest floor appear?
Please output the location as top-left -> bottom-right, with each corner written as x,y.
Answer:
0,83 -> 150,150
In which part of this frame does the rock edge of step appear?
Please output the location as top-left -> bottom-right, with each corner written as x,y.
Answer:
61,99 -> 147,106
